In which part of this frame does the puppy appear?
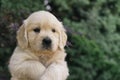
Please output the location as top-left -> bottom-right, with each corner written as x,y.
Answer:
9,11 -> 69,80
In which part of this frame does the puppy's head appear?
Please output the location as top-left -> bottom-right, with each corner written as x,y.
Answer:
17,11 -> 67,53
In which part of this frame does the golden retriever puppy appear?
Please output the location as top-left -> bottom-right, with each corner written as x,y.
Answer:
9,11 -> 69,80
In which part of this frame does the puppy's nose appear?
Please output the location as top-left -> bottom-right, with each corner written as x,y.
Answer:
42,37 -> 51,45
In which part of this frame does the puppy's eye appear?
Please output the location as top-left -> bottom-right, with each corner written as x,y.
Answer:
33,28 -> 40,33
52,29 -> 56,33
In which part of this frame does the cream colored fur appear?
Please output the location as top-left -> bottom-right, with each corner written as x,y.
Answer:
9,11 -> 69,80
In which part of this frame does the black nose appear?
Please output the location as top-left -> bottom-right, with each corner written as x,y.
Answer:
42,37 -> 51,45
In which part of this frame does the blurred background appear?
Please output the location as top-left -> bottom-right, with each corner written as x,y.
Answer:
0,0 -> 120,80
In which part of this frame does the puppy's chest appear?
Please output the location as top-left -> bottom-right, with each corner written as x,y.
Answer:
38,54 -> 53,67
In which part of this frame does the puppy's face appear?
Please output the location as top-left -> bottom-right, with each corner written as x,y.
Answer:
17,11 -> 67,53
27,20 -> 59,52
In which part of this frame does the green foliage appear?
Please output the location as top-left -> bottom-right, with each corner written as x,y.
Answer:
0,0 -> 120,80
66,34 -> 120,80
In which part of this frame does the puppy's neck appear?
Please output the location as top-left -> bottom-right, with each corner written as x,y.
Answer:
29,50 -> 55,66
22,47 -> 65,67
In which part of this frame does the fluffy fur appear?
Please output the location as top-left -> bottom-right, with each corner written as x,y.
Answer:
9,11 -> 69,80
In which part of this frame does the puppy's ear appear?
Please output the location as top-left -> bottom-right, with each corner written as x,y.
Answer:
59,24 -> 67,50
17,20 -> 28,49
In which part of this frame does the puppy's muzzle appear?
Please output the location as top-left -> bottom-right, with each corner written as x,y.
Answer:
42,37 -> 52,49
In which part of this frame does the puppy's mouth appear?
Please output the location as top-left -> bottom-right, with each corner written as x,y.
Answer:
42,45 -> 52,50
